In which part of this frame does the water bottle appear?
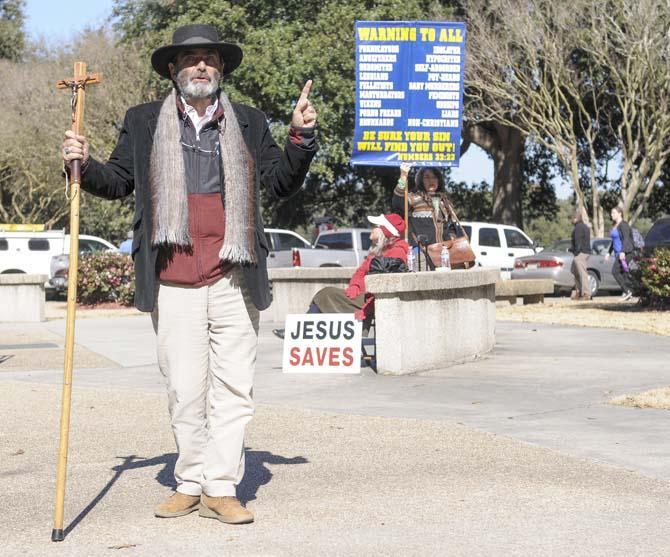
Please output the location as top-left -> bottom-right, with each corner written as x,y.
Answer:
407,246 -> 416,272
440,245 -> 451,271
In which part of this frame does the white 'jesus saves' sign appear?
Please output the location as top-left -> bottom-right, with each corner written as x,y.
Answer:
281,314 -> 362,374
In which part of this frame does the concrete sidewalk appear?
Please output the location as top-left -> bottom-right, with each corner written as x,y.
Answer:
1,314 -> 670,555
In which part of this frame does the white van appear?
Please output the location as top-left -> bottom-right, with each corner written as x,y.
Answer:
0,228 -> 117,288
460,221 -> 537,279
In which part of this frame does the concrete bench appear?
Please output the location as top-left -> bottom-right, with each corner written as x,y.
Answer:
266,267 -> 356,322
495,279 -> 554,305
268,266 -> 499,375
0,274 -> 47,322
366,268 -> 499,375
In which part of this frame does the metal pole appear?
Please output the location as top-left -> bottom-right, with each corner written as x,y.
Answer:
404,183 -> 409,243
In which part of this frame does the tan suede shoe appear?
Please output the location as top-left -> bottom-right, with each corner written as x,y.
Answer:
154,492 -> 200,518
199,494 -> 254,524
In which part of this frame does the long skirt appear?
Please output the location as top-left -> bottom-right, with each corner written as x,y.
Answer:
312,287 -> 365,313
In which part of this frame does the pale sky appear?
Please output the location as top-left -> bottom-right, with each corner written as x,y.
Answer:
24,1 -> 572,196
25,0 -> 115,42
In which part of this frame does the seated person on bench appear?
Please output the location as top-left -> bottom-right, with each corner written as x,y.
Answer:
273,213 -> 409,338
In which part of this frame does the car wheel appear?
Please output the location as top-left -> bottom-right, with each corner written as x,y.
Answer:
587,270 -> 600,297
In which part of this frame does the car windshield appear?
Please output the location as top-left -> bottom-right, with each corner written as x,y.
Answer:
646,221 -> 670,244
276,233 -> 309,250
550,239 -> 571,252
316,233 -> 353,250
360,232 -> 372,251
591,239 -> 611,255
79,240 -> 108,253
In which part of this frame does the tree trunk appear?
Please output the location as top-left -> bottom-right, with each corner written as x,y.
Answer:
463,123 -> 524,228
589,147 -> 605,237
491,126 -> 524,228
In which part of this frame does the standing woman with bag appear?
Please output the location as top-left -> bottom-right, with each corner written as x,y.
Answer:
606,206 -> 635,301
392,164 -> 472,268
392,164 -> 462,241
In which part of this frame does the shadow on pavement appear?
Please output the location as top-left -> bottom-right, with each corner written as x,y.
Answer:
64,454 -> 145,537
63,450 -> 308,536
238,449 -> 309,504
571,301 -> 646,313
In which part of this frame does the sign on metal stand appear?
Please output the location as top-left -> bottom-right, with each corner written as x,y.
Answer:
282,314 -> 363,374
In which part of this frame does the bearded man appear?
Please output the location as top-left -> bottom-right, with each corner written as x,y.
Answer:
61,24 -> 317,524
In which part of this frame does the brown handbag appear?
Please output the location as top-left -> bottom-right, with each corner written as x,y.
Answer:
426,198 -> 476,269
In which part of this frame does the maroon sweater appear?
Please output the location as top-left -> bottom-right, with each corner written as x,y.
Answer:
157,193 -> 233,285
157,97 -> 313,286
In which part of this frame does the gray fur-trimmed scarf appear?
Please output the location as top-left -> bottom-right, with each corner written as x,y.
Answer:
149,88 -> 256,264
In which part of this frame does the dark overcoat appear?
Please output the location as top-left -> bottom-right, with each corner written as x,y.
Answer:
81,99 -> 316,312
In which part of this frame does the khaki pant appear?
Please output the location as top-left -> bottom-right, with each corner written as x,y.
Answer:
571,253 -> 590,297
151,268 -> 259,497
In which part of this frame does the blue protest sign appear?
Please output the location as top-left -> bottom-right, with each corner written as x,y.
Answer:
352,21 -> 466,167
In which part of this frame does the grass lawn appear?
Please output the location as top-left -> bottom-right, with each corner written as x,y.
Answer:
496,296 -> 670,337
611,387 -> 670,410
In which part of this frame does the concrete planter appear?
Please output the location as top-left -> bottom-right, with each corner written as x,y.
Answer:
267,266 -> 499,375
0,274 -> 47,322
495,278 -> 553,305
366,268 -> 499,375
266,267 -> 355,322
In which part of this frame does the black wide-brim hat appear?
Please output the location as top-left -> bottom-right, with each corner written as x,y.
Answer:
151,24 -> 243,79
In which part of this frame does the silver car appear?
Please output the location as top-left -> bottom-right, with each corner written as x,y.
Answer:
511,238 -> 621,296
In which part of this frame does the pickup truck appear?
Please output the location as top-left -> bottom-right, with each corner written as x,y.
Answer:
291,228 -> 371,268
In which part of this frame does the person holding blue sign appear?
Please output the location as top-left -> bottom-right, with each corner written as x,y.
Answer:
392,163 -> 463,247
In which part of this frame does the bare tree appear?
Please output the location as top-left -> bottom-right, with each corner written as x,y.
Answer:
466,0 -> 599,225
0,29 -> 153,231
584,0 -> 670,224
465,0 -> 670,234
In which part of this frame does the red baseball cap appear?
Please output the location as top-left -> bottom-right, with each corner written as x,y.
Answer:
367,213 -> 406,238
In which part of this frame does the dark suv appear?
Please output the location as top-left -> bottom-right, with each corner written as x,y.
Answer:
643,216 -> 670,254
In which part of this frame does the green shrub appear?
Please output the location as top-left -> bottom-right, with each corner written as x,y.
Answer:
77,252 -> 135,306
632,248 -> 670,308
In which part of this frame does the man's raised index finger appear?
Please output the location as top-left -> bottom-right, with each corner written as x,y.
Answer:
298,79 -> 313,101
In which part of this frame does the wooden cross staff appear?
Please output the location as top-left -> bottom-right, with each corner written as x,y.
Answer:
52,61 -> 101,543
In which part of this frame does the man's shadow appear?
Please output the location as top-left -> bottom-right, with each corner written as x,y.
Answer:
238,449 -> 309,504
63,449 -> 308,536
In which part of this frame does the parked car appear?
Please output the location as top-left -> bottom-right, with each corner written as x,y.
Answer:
291,228 -> 371,268
458,222 -> 537,279
49,236 -> 120,291
265,227 -> 371,268
511,237 -> 621,296
0,228 -> 117,290
643,216 -> 670,254
263,228 -> 312,268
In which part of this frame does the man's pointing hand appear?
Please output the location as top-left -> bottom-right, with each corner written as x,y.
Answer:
291,79 -> 317,128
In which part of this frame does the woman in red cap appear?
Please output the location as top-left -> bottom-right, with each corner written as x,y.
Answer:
273,214 -> 409,337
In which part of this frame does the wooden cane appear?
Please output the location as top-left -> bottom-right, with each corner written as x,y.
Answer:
52,62 -> 101,542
